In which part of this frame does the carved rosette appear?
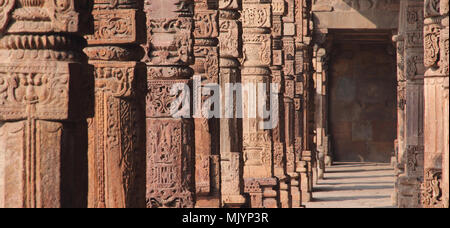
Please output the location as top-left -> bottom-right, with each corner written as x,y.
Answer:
144,0 -> 195,208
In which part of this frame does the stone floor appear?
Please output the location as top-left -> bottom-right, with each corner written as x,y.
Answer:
304,162 -> 396,208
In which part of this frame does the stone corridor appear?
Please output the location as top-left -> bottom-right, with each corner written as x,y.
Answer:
305,163 -> 395,208
0,0 -> 448,208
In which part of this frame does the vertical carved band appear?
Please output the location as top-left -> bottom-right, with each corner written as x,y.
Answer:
144,0 -> 195,208
241,0 -> 279,208
218,0 -> 246,207
193,0 -> 221,207
422,0 -> 448,208
84,0 -> 146,208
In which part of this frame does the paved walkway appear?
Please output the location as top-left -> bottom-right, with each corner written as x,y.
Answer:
304,162 -> 396,208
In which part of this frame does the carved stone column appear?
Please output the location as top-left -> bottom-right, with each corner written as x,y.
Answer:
397,0 -> 426,208
393,1 -> 407,206
271,0 -> 291,208
299,60 -> 314,202
296,0 -> 314,203
143,0 -> 195,208
84,0 -> 146,208
421,0 -> 448,208
0,0 -> 91,208
282,0 -> 301,208
193,0 -> 221,208
280,0 -> 301,208
313,45 -> 329,181
392,3 -> 407,204
442,0 -> 449,207
241,0 -> 278,208
218,0 -> 246,208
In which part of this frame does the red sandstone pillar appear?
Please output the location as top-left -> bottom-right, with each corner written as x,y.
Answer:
241,0 -> 279,208
218,0 -> 246,208
421,0 -> 448,208
193,0 -> 221,208
300,55 -> 315,203
392,7 -> 407,204
397,0 -> 426,208
272,0 -> 291,208
442,0 -> 449,207
84,0 -> 146,208
143,0 -> 196,208
0,0 -> 91,208
313,45 -> 329,181
282,0 -> 306,208
287,0 -> 314,205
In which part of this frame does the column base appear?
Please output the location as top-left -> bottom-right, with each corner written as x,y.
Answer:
196,196 -> 221,208
244,178 -> 279,208
288,172 -> 301,208
325,155 -> 332,167
222,195 -> 247,208
397,175 -> 422,208
279,178 -> 291,208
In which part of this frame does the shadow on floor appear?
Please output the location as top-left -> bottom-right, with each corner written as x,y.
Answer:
311,195 -> 391,202
328,162 -> 390,167
326,175 -> 395,180
326,168 -> 394,173
305,163 -> 395,208
313,185 -> 394,192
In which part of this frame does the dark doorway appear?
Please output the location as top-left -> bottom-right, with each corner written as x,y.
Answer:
329,31 -> 397,163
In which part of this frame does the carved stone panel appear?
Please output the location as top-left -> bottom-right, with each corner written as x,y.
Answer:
0,63 -> 77,121
421,168 -> 444,208
85,9 -> 142,45
146,119 -> 194,208
2,0 -> 91,34
312,0 -> 400,29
